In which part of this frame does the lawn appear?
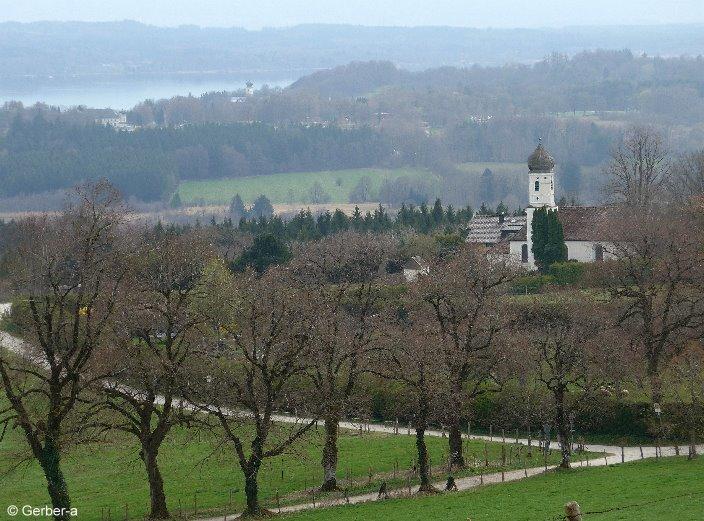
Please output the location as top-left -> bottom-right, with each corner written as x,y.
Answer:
0,421 -> 573,520
177,167 -> 432,205
284,457 -> 704,521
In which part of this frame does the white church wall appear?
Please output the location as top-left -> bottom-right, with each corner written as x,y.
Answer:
565,241 -> 615,263
565,241 -> 597,262
509,240 -> 615,269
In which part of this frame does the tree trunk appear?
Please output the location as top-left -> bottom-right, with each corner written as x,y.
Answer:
447,379 -> 465,467
320,414 -> 340,491
688,430 -> 698,460
415,428 -> 436,493
242,461 -> 265,517
40,438 -> 72,521
447,418 -> 465,468
555,389 -> 571,469
142,445 -> 170,519
648,358 -> 664,405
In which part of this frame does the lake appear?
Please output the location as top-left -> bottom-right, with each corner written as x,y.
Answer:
0,75 -> 294,110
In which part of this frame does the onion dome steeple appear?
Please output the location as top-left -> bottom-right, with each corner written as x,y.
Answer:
527,139 -> 555,173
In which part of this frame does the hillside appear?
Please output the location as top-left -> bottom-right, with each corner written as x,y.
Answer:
1,22 -> 704,81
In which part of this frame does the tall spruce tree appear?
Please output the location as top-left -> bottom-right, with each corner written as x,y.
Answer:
229,193 -> 246,220
531,207 -> 567,272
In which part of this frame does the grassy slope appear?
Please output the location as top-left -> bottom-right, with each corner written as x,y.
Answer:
0,423 -> 564,520
285,457 -> 704,521
177,168 -> 432,205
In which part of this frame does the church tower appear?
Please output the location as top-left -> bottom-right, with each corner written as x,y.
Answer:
525,141 -> 557,267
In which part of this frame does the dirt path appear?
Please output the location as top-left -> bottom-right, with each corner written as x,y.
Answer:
195,419 -> 698,520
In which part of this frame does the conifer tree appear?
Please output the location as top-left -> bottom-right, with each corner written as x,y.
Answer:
229,193 -> 246,220
432,198 -> 444,225
531,207 -> 567,272
170,192 -> 182,208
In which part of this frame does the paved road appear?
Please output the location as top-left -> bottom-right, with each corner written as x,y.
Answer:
0,303 -> 699,520
196,414 -> 699,520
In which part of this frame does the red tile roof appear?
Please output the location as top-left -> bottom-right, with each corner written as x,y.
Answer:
511,206 -> 614,242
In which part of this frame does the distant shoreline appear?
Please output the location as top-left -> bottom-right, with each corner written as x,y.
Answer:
0,75 -> 295,110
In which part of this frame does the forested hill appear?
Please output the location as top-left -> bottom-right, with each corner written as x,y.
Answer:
1,21 -> 703,78
289,51 -> 704,111
0,118 -> 395,201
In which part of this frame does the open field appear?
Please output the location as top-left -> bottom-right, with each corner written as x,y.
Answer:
0,420 -> 573,520
283,457 -> 704,521
177,168 -> 432,205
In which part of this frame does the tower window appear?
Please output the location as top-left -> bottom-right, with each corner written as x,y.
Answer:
534,181 -> 540,191
521,244 -> 528,263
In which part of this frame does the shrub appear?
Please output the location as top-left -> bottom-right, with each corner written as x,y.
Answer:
548,261 -> 586,286
511,275 -> 554,294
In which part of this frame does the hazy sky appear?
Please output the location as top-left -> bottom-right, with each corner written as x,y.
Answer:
2,0 -> 704,29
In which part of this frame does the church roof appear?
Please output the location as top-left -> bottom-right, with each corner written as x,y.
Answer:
466,215 -> 527,244
510,206 -> 614,242
528,143 -> 555,173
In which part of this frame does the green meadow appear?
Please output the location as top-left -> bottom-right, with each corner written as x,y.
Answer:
177,168 -> 432,205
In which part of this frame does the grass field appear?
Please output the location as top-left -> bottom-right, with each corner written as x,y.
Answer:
285,457 -> 704,521
177,168 -> 432,205
0,422 -> 574,520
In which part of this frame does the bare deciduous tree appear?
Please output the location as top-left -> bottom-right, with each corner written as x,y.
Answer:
599,207 -> 704,403
378,299 -> 449,493
291,232 -> 391,491
96,230 -> 214,519
669,150 -> 704,200
514,297 -> 620,468
413,245 -> 517,467
603,126 -> 669,208
194,267 -> 318,517
0,183 -> 129,520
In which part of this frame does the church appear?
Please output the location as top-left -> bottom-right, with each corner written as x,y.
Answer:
466,142 -> 614,269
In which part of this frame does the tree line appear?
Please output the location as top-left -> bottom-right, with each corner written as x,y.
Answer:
0,117 -> 394,201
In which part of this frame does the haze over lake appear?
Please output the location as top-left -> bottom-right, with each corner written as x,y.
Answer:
0,76 -> 293,110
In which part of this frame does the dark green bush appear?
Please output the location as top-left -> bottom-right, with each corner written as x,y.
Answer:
549,261 -> 586,286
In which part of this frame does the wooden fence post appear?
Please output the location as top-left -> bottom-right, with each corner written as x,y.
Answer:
564,501 -> 582,521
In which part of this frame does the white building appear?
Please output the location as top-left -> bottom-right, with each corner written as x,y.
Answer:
94,110 -> 136,131
506,142 -> 614,269
402,256 -> 430,282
